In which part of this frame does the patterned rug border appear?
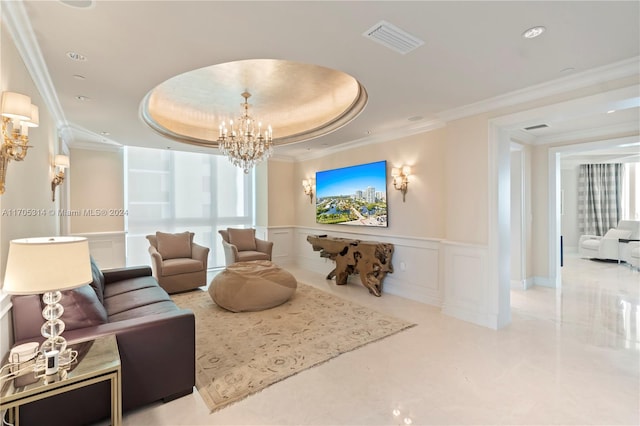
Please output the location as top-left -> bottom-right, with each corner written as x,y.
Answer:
172,282 -> 416,413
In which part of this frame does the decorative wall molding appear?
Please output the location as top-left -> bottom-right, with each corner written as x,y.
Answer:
271,226 -> 512,329
72,231 -> 126,269
440,241 -> 497,329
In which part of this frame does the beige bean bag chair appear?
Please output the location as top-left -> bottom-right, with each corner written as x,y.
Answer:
209,260 -> 297,312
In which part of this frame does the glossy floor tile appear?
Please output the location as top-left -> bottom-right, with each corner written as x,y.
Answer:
119,255 -> 639,425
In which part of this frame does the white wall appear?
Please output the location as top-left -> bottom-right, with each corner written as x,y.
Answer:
561,165 -> 579,251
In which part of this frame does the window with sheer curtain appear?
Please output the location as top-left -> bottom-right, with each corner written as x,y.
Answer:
125,146 -> 254,269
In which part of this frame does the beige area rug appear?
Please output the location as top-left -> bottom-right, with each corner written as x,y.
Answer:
171,282 -> 415,412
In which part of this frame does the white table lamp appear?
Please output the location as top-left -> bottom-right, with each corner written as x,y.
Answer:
2,236 -> 92,354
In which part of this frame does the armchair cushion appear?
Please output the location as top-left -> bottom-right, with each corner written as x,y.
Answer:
161,258 -> 205,276
228,228 -> 257,251
156,231 -> 192,260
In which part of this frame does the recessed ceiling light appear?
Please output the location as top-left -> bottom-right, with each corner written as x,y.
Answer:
73,74 -> 86,80
522,26 -> 546,39
75,95 -> 90,101
66,51 -> 87,61
607,110 -> 616,114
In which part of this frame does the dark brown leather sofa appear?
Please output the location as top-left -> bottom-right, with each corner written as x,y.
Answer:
10,258 -> 195,425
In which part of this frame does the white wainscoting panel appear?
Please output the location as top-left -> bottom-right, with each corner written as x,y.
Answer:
73,231 -> 126,269
441,241 -> 496,328
0,294 -> 13,359
266,227 -> 294,267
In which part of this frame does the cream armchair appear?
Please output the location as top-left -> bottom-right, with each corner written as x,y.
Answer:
578,220 -> 640,261
146,231 -> 209,293
218,228 -> 273,266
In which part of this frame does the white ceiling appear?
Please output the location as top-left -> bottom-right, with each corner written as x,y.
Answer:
6,1 -> 640,159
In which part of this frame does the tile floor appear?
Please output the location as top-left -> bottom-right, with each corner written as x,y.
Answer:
119,255 -> 639,425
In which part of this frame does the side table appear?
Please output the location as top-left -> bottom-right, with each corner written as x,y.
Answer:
0,334 -> 121,426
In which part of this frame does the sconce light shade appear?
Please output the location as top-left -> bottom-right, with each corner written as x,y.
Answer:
302,178 -> 315,203
51,155 -> 70,202
391,165 -> 411,202
22,104 -> 39,128
1,92 -> 31,120
55,154 -> 70,168
1,91 -> 39,195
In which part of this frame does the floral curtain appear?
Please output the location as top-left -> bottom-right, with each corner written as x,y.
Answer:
578,163 -> 623,236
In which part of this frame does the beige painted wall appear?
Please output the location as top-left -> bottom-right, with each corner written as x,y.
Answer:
294,130 -> 447,239
267,159 -> 295,227
68,147 -> 125,233
444,115 -> 489,244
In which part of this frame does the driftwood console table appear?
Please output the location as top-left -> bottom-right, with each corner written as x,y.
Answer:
306,235 -> 394,296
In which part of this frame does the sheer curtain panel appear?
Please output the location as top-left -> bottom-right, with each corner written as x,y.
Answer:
125,146 -> 254,269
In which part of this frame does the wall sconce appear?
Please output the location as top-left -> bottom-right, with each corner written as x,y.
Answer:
51,155 -> 69,202
391,166 -> 411,202
302,178 -> 314,203
1,91 -> 39,194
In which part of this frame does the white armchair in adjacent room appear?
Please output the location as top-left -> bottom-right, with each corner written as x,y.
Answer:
623,241 -> 640,270
578,220 -> 640,261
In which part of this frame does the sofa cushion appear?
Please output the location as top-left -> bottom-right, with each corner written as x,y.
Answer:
104,286 -> 172,317
228,228 -> 256,251
103,276 -> 159,298
161,258 -> 204,276
156,231 -> 192,260
60,285 -> 108,331
89,256 -> 105,304
107,300 -> 179,322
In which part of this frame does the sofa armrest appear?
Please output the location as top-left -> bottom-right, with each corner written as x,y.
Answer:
579,234 -> 601,244
103,266 -> 152,284
54,310 -> 196,410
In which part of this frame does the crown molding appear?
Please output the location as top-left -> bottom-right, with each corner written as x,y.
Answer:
63,124 -> 123,152
295,118 -> 445,162
2,1 -> 67,129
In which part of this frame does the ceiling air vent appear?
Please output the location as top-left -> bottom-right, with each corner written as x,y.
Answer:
523,124 -> 549,131
363,20 -> 425,54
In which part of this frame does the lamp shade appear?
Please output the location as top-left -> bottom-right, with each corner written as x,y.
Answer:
2,236 -> 92,294
54,154 -> 70,168
0,92 -> 31,120
22,104 -> 40,128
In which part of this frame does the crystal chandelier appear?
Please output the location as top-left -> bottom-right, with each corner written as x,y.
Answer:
218,91 -> 273,174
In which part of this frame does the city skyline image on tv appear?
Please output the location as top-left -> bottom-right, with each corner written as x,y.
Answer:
315,160 -> 388,227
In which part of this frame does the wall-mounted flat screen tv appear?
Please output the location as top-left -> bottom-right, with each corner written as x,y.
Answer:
315,160 -> 387,227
